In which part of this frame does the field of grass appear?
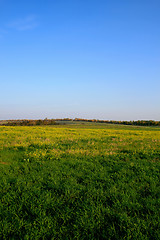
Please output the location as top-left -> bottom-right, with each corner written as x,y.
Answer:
0,124 -> 160,239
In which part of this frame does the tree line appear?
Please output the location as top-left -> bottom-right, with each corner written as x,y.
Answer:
57,118 -> 160,126
3,119 -> 57,126
1,118 -> 160,127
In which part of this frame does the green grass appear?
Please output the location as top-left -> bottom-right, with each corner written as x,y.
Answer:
0,124 -> 160,239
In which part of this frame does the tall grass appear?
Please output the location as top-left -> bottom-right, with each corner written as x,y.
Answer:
0,125 -> 160,239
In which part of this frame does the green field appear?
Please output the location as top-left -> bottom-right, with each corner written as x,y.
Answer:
0,124 -> 160,239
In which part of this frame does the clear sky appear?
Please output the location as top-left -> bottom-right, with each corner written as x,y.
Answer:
0,0 -> 160,120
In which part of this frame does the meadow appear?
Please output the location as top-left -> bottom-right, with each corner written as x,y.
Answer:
0,123 -> 160,239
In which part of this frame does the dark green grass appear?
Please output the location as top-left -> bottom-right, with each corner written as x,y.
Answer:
0,125 -> 160,239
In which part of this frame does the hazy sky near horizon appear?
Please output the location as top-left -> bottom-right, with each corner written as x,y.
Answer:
0,0 -> 160,120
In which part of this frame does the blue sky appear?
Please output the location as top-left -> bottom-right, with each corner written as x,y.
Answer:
0,0 -> 160,120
